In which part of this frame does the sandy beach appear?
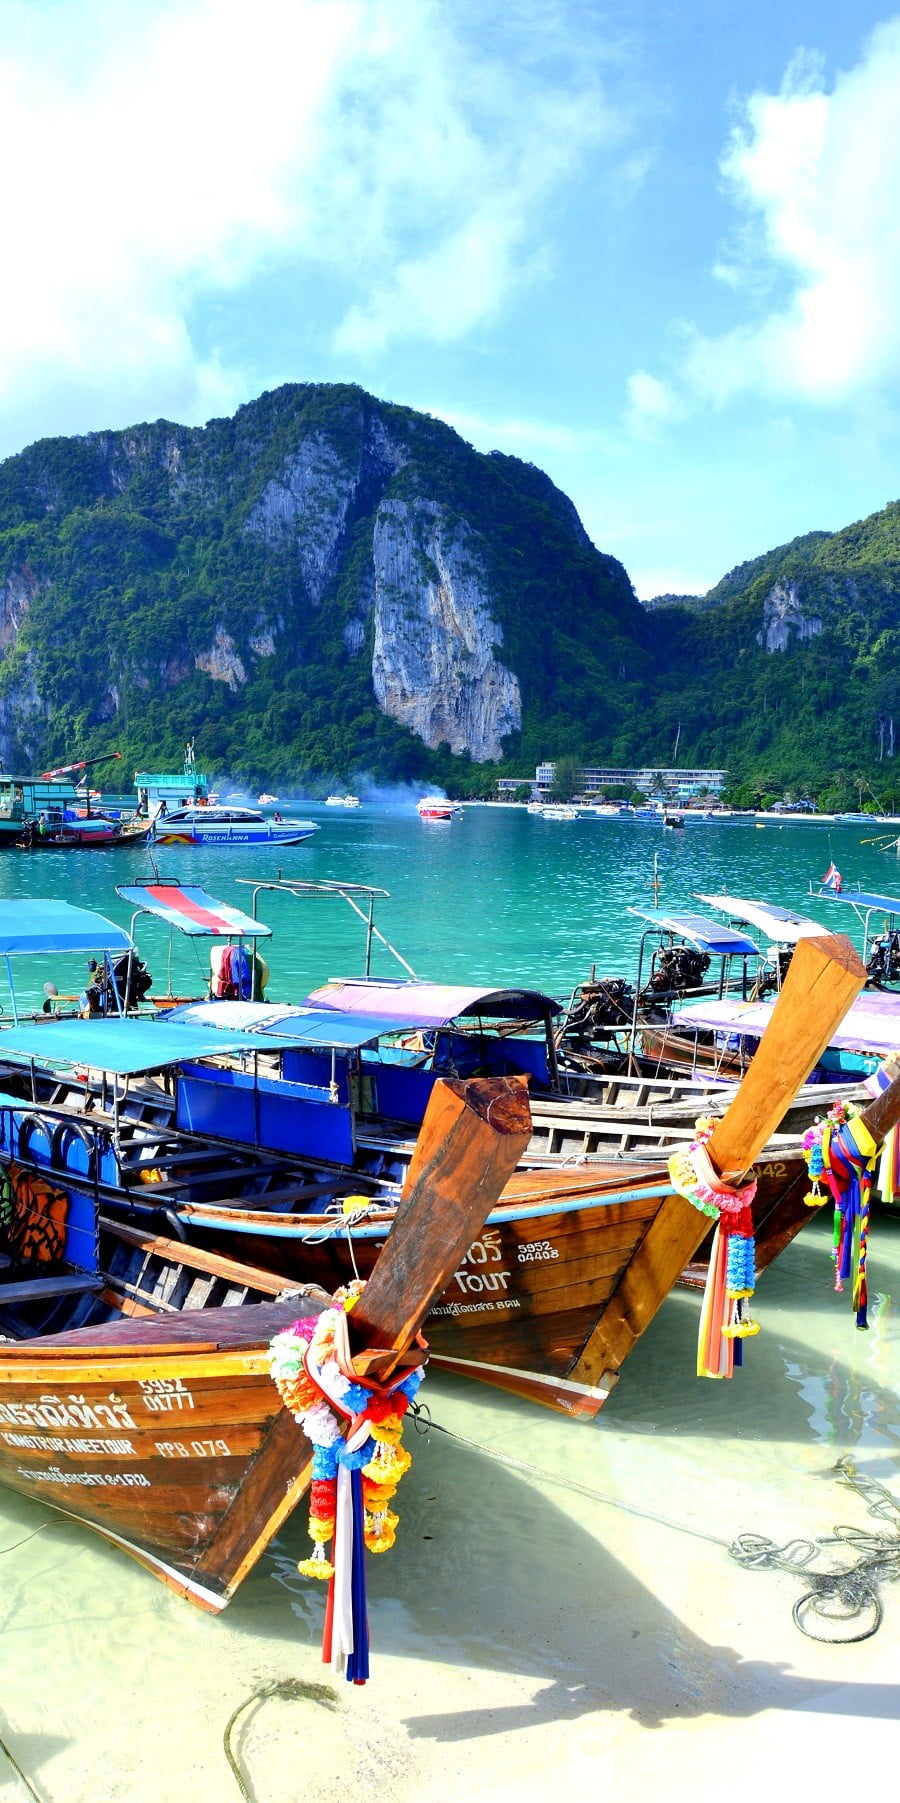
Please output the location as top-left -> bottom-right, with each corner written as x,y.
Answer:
0,1208 -> 896,1802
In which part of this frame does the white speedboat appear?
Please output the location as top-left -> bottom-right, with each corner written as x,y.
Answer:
417,797 -> 460,821
153,805 -> 318,846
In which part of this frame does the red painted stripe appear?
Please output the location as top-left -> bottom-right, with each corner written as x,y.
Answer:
144,884 -> 233,933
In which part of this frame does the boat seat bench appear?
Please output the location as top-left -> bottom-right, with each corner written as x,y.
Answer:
0,1273 -> 105,1304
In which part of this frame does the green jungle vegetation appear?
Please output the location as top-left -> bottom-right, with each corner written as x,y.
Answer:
0,380 -> 897,807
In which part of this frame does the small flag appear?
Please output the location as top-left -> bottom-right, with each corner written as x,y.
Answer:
822,862 -> 842,893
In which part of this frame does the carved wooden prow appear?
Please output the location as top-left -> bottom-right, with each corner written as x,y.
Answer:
567,931 -> 868,1394
349,1075 -> 533,1377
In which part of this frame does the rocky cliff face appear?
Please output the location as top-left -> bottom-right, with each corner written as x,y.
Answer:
371,500 -> 521,759
757,580 -> 823,652
0,381 -> 645,779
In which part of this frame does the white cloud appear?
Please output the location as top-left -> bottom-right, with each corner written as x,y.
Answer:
625,369 -> 683,432
680,21 -> 900,406
0,0 -> 628,455
426,406 -> 604,456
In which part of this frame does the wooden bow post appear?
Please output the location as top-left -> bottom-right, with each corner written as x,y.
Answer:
566,931 -> 871,1391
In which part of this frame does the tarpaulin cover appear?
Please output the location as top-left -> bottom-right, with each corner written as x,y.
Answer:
116,883 -> 272,937
165,999 -> 409,1050
673,991 -> 900,1055
0,900 -> 133,956
302,978 -> 559,1026
0,1016 -> 324,1074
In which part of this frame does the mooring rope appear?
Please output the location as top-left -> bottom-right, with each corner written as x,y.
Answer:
223,1678 -> 339,1802
413,1410 -> 900,1643
730,1455 -> 900,1642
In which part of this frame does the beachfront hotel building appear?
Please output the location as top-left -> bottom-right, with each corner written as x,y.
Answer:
496,763 -> 728,802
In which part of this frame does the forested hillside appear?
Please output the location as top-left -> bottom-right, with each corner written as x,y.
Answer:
0,379 -> 898,805
0,384 -> 653,792
646,507 -> 900,809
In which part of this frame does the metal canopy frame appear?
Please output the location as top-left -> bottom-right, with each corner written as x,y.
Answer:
624,905 -> 762,1074
0,900 -> 133,1025
237,877 -> 416,979
808,883 -> 900,966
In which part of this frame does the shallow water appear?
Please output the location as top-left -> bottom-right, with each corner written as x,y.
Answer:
0,809 -> 898,1799
0,803 -> 894,1007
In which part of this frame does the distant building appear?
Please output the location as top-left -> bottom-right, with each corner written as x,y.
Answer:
496,763 -> 727,801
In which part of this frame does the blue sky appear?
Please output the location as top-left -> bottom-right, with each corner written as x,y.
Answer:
1,0 -> 898,596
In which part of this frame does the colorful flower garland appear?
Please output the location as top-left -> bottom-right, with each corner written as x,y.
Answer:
802,1099 -> 877,1329
269,1286 -> 424,1684
668,1116 -> 759,1380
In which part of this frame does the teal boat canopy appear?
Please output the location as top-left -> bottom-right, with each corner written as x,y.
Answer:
627,907 -> 759,958
0,900 -> 133,956
165,999 -> 423,1050
0,1016 -> 354,1075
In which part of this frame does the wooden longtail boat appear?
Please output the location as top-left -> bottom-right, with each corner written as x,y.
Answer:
0,936 -> 881,1420
0,1075 -> 531,1608
162,934 -> 896,1415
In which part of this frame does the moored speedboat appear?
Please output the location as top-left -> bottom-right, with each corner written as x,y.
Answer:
416,797 -> 458,821
152,805 -> 317,846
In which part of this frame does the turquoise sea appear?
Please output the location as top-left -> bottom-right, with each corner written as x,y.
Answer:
0,806 -> 897,1802
1,803 -> 897,1010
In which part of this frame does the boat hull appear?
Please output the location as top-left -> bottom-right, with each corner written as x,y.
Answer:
153,825 -> 316,846
176,1155 -> 810,1420
0,1298 -> 322,1609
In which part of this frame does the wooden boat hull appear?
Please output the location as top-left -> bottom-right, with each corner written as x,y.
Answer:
0,1075 -> 534,1608
0,1297 -> 323,1609
177,1153 -> 811,1420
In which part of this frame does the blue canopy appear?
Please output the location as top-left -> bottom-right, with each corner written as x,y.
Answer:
0,900 -> 132,957
627,907 -> 759,958
163,999 -> 414,1052
813,889 -> 900,914
0,1016 -> 346,1075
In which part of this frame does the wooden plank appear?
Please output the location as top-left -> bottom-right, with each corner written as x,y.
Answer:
98,1217 -> 301,1297
346,1075 -> 533,1374
705,932 -> 866,1178
565,931 -> 868,1394
0,1273 -> 104,1304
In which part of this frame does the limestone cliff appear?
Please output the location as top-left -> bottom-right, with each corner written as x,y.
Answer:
0,382 -> 646,780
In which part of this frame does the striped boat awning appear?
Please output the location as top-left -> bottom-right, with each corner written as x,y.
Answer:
116,884 -> 272,938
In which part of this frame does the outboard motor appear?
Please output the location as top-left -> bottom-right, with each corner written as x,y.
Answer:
643,944 -> 710,998
562,978 -> 635,1040
85,953 -> 153,1013
867,930 -> 900,988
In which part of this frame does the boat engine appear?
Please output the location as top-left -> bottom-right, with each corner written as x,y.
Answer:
561,978 -> 635,1039
85,953 -> 153,1013
642,944 -> 710,999
866,930 -> 900,988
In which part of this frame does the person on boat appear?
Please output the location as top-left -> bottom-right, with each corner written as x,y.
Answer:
81,958 -> 105,1016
